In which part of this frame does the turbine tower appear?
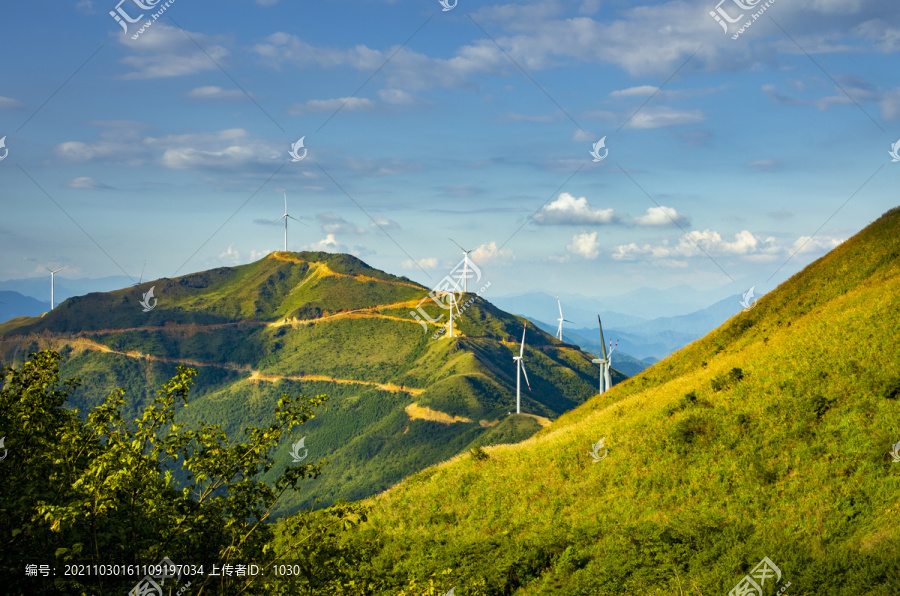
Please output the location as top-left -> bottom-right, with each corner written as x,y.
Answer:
590,315 -> 618,393
274,190 -> 304,252
512,323 -> 531,414
449,238 -> 474,292
445,291 -> 461,338
555,296 -> 572,341
41,265 -> 66,310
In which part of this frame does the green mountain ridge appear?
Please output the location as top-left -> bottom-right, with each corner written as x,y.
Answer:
316,207 -> 900,594
0,250 -> 626,515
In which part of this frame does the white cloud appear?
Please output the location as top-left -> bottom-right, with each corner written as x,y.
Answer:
54,123 -> 280,172
370,217 -> 400,231
218,244 -> 270,265
377,88 -> 423,105
401,257 -> 439,269
187,86 -> 244,99
633,206 -> 690,227
253,33 -> 506,92
571,129 -> 596,142
287,97 -> 377,116
855,19 -> 900,52
790,235 -> 845,255
534,192 -> 621,225
879,88 -> 900,120
625,106 -> 705,129
567,232 -> 600,260
150,129 -> 281,170
471,241 -> 514,263
54,120 -> 148,163
613,229 -> 780,260
317,213 -> 366,235
117,23 -> 229,80
610,85 -> 658,98
0,96 -> 24,109
611,85 -> 722,101
64,177 -> 112,190
748,158 -> 781,172
304,234 -> 340,252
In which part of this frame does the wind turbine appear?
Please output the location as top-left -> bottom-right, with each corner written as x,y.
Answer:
449,238 -> 474,293
590,315 -> 617,393
41,265 -> 66,310
555,296 -> 572,341
274,190 -> 306,252
512,323 -> 531,414
132,261 -> 146,287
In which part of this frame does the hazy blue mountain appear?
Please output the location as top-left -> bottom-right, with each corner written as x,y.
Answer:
517,291 -> 760,361
615,294 -> 746,336
0,276 -> 135,305
496,283 -> 760,324
0,291 -> 50,323
492,292 -> 646,329
526,319 -> 654,377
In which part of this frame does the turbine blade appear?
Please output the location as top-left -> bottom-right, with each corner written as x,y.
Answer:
597,315 -> 607,359
557,296 -> 563,318
519,324 -> 527,357
521,364 -> 531,390
449,237 -> 467,253
286,215 -> 308,226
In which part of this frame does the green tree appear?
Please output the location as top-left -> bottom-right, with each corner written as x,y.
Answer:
0,350 -> 377,595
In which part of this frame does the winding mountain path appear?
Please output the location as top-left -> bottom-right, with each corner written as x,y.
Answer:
11,335 -> 424,396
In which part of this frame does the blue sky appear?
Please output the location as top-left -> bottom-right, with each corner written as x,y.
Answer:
1,0 -> 898,308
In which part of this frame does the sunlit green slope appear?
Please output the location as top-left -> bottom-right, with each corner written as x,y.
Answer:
327,207 -> 900,595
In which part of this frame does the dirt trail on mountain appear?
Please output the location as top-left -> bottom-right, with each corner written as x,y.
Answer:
61,321 -> 263,337
250,370 -> 423,396
270,253 -> 424,291
270,298 -> 439,328
22,336 -> 423,396
405,402 -> 473,424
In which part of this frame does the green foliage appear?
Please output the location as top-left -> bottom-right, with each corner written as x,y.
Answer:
664,390 -> 711,416
469,446 -> 489,461
882,374 -> 900,400
710,367 -> 745,392
0,349 -> 367,596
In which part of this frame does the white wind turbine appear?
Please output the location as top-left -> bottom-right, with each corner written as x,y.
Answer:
132,261 -> 146,287
449,238 -> 474,293
40,264 -> 66,310
512,323 -> 531,414
274,190 -> 306,252
555,296 -> 572,341
590,315 -> 618,393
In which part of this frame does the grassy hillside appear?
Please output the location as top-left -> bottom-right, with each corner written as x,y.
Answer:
310,207 -> 900,595
0,251 -> 625,514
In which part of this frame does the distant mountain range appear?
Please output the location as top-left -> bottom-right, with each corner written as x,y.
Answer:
0,275 -> 133,317
498,291 -> 751,366
0,291 -> 50,323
